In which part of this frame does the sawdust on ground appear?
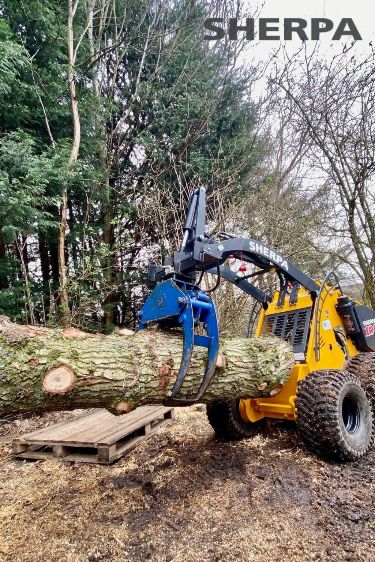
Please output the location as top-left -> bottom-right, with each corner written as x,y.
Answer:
0,407 -> 374,562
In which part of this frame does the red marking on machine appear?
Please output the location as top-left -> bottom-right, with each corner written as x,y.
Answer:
364,322 -> 375,337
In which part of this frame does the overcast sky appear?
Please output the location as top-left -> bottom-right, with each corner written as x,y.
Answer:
240,0 -> 375,65
235,1 -> 374,284
232,0 -> 375,98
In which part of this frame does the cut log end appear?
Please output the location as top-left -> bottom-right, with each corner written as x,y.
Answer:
114,401 -> 133,414
216,351 -> 226,369
270,384 -> 284,397
42,365 -> 76,394
116,328 -> 135,337
0,315 -> 11,324
61,327 -> 89,340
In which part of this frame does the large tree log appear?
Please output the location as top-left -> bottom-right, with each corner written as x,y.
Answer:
0,316 -> 294,417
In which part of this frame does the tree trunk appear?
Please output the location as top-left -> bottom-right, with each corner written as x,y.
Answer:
57,188 -> 70,324
0,236 -> 8,290
0,317 -> 293,418
38,232 -> 50,286
15,238 -> 35,325
87,0 -> 115,329
57,0 -> 82,326
102,174 -> 114,329
50,241 -> 60,286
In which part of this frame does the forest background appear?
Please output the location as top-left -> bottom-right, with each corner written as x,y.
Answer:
0,0 -> 374,335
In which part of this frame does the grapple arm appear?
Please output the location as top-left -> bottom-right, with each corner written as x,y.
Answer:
139,278 -> 219,404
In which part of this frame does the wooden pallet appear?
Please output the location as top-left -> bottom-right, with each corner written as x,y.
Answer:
12,405 -> 174,464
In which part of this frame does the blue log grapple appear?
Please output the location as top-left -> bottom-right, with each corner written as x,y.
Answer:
139,277 -> 219,404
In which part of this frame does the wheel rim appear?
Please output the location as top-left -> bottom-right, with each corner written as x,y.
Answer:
342,395 -> 361,433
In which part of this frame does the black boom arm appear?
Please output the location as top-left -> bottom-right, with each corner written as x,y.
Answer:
148,187 -> 319,302
141,187 -> 320,403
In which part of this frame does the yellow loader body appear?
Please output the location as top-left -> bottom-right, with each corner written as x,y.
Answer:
240,284 -> 359,422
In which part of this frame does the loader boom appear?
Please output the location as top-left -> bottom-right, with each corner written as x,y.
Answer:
140,187 -> 375,406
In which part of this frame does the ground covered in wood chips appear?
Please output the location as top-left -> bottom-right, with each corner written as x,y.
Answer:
0,407 -> 374,562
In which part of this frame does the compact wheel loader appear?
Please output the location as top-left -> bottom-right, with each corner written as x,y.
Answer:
140,188 -> 375,462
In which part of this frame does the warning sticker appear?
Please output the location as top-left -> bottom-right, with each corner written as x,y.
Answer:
363,317 -> 375,337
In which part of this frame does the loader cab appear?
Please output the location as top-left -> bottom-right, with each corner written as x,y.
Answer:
255,280 -> 369,368
239,281 -> 360,424
257,287 -> 313,359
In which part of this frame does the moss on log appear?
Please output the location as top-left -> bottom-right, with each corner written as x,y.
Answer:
0,316 -> 294,417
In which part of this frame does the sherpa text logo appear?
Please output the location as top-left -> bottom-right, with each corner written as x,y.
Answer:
203,18 -> 362,41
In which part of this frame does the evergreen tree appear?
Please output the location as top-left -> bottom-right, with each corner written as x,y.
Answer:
0,0 -> 263,328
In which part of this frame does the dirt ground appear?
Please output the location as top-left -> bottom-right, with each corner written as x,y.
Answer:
0,406 -> 374,562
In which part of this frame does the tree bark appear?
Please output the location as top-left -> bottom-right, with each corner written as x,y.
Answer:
0,236 -> 8,290
38,232 -> 50,286
57,0 -> 82,326
0,317 -> 293,418
15,238 -> 35,325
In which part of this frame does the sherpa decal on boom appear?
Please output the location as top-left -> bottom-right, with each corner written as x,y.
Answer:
249,241 -> 289,271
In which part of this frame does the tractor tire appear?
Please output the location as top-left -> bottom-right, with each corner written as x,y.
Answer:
296,370 -> 374,462
346,353 -> 375,411
207,399 -> 266,440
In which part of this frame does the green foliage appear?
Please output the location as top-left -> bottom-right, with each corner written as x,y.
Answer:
0,131 -> 58,240
0,24 -> 28,95
0,0 -> 264,327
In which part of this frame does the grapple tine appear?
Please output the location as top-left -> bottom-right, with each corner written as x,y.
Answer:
138,278 -> 219,404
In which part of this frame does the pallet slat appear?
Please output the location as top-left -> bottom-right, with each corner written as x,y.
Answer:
62,406 -> 159,443
12,406 -> 174,464
14,410 -> 102,442
66,406 -> 163,445
13,406 -> 168,446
